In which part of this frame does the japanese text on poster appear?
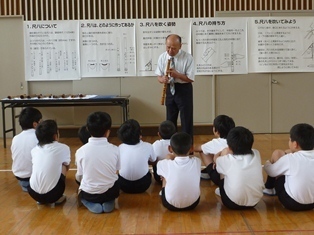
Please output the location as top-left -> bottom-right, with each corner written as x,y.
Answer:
24,21 -> 80,81
136,19 -> 192,77
80,20 -> 136,77
192,18 -> 248,75
248,17 -> 314,73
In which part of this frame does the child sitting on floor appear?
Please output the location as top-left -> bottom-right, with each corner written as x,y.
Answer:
157,132 -> 201,211
151,120 -> 176,184
11,107 -> 42,192
75,111 -> 120,214
117,119 -> 156,193
263,123 -> 314,211
194,114 -> 235,180
28,120 -> 70,206
210,126 -> 264,210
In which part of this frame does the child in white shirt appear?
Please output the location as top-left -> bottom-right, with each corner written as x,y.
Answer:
76,112 -> 120,214
157,132 -> 201,211
212,126 -> 264,210
11,107 -> 42,192
151,120 -> 176,184
263,123 -> 314,211
117,119 -> 156,193
194,115 -> 235,180
28,120 -> 70,206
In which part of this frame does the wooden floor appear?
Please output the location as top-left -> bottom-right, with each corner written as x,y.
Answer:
1,134 -> 314,235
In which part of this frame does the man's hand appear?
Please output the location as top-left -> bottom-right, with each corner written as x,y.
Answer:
158,75 -> 170,84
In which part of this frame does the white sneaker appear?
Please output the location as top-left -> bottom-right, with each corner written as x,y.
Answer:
263,188 -> 276,196
215,187 -> 221,197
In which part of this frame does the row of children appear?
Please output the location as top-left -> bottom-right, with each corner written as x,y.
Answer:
76,113 -> 199,212
196,115 -> 314,211
11,107 -> 314,213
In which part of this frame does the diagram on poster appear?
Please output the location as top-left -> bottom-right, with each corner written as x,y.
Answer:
192,18 -> 248,75
220,42 -> 245,72
80,20 -> 136,77
303,22 -> 314,68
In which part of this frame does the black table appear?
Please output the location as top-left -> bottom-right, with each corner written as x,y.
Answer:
1,95 -> 130,148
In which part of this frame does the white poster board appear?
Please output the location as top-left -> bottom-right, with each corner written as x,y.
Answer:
136,18 -> 192,77
24,21 -> 80,81
192,18 -> 248,75
249,17 -> 314,73
80,19 -> 136,77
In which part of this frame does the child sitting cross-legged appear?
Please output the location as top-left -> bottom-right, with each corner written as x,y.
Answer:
157,132 -> 201,211
211,126 -> 264,210
263,123 -> 314,211
151,120 -> 176,184
194,114 -> 235,180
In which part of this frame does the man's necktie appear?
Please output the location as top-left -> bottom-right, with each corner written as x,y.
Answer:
170,57 -> 175,95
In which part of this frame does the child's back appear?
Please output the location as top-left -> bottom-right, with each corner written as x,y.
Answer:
30,140 -> 70,193
216,148 -> 263,206
119,141 -> 155,180
157,132 -> 201,211
28,120 -> 70,205
75,111 -> 120,214
157,156 -> 200,208
11,129 -> 38,179
152,120 -> 176,183
11,107 -> 42,192
195,115 -> 235,180
117,119 -> 156,193
198,114 -> 235,155
152,120 -> 176,161
214,126 -> 263,209
76,137 -> 119,193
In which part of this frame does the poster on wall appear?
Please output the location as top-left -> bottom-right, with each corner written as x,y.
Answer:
192,18 -> 248,75
249,17 -> 314,73
80,19 -> 136,77
24,21 -> 80,81
136,18 -> 192,77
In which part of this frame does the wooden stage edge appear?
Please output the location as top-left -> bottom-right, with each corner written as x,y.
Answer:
59,124 -> 214,137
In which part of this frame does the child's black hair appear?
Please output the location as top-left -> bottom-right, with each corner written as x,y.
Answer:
227,126 -> 253,155
290,123 -> 314,150
170,132 -> 192,155
117,119 -> 141,145
36,120 -> 58,146
19,107 -> 42,130
213,115 -> 235,138
78,125 -> 91,144
159,120 -> 176,139
87,111 -> 111,137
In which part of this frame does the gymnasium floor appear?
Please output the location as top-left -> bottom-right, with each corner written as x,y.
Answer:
0,134 -> 313,235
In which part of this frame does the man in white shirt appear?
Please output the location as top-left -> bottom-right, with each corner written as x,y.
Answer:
155,34 -> 195,143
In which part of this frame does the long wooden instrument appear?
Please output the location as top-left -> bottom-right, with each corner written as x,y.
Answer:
161,59 -> 171,105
